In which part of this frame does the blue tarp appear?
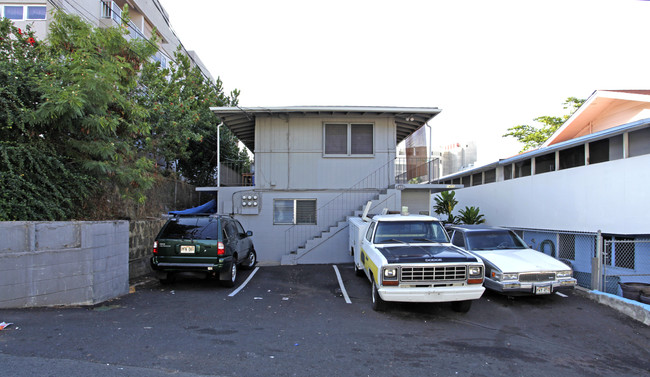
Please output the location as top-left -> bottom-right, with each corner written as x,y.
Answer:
168,199 -> 217,215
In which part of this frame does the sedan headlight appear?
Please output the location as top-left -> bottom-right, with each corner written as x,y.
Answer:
556,270 -> 572,279
493,272 -> 518,281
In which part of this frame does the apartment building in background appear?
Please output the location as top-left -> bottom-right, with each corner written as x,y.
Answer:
0,0 -> 214,81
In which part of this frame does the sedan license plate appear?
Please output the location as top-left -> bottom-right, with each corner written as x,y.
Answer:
180,245 -> 195,254
535,285 -> 551,295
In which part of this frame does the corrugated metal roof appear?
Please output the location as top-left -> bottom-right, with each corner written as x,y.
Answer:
210,106 -> 441,152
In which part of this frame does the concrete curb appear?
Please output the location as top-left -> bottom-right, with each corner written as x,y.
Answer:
575,286 -> 650,326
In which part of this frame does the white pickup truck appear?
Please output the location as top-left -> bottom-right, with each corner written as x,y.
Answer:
349,209 -> 485,312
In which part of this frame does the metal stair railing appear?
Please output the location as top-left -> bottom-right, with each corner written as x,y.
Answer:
284,157 -> 408,254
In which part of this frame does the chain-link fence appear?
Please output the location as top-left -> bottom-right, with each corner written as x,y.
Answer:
603,238 -> 650,300
508,228 -> 650,300
510,228 -> 600,290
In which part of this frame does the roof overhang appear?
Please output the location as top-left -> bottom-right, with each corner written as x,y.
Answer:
210,106 -> 442,152
543,90 -> 650,147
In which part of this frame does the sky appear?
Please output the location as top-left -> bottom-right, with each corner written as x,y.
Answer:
157,0 -> 650,165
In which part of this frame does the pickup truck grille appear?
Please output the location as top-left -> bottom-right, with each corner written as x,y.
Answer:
400,266 -> 467,282
519,272 -> 556,282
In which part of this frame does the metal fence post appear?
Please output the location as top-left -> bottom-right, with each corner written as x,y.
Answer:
591,230 -> 603,291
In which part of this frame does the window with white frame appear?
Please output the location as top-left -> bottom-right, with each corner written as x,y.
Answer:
324,123 -> 373,156
2,5 -> 47,20
273,199 -> 317,225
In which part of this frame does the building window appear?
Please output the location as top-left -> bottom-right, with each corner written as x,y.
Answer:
324,123 -> 373,156
461,175 -> 470,187
514,159 -> 531,178
535,152 -> 555,174
503,164 -> 512,180
484,169 -> 496,184
559,145 -> 585,170
273,199 -> 317,225
589,138 -> 610,165
2,5 -> 46,20
27,6 -> 46,19
471,172 -> 482,186
628,127 -> 650,157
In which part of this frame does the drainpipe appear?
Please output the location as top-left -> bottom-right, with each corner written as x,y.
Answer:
216,122 -> 223,208
217,122 -> 223,188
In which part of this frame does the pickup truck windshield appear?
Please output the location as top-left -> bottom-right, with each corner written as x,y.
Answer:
373,221 -> 449,244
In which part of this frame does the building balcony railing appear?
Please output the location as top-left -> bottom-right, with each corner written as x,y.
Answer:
100,1 -> 146,41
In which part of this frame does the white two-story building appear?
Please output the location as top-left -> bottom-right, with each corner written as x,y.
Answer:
208,106 -> 452,265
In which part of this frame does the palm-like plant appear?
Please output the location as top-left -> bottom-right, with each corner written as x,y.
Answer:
458,206 -> 486,225
433,191 -> 458,224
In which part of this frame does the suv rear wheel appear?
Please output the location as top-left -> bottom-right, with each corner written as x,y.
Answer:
242,249 -> 257,270
221,260 -> 237,288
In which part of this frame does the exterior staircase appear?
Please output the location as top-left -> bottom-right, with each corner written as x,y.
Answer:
281,190 -> 397,265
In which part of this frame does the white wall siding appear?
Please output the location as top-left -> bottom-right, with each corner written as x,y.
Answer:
255,114 -> 397,190
450,154 -> 650,235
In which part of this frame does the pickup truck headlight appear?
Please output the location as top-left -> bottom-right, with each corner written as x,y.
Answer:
382,267 -> 399,286
469,266 -> 482,277
384,267 -> 397,279
556,270 -> 572,279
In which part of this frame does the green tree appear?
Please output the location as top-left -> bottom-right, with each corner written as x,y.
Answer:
457,206 -> 486,225
139,47 -> 245,186
503,97 -> 586,152
433,190 -> 458,224
0,19 -> 96,220
33,11 -> 159,202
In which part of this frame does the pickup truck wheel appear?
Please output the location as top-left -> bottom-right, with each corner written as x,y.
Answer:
371,280 -> 387,311
451,300 -> 472,313
221,261 -> 237,288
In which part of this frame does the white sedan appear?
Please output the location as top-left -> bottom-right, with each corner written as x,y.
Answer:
448,225 -> 577,295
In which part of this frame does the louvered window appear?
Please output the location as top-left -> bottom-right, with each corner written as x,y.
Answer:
273,199 -> 317,225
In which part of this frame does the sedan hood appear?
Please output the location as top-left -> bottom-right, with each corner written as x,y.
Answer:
377,245 -> 480,264
472,248 -> 570,272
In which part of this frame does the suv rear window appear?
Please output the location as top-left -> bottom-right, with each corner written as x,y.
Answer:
159,217 -> 221,240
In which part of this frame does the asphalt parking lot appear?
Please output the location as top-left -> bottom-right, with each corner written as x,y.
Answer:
1,264 -> 649,377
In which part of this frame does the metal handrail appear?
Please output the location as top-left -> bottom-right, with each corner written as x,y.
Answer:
284,157 -> 436,254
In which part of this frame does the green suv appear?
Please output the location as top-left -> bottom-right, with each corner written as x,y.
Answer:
150,214 -> 257,287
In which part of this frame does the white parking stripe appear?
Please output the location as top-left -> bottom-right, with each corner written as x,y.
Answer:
333,265 -> 352,304
555,292 -> 568,298
228,267 -> 260,297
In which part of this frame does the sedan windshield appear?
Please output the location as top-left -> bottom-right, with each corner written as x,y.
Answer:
373,221 -> 449,244
466,230 -> 527,251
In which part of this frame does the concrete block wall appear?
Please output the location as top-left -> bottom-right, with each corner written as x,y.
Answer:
129,219 -> 166,280
0,221 -> 129,308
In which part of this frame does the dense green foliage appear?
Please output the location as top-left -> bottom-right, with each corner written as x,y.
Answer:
0,11 -> 243,220
503,97 -> 586,152
433,190 -> 458,224
457,206 -> 485,225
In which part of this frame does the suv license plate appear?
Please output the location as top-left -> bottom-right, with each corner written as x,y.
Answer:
180,245 -> 195,254
535,286 -> 551,295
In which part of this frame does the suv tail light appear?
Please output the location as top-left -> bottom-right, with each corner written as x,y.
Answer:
217,242 -> 225,255
153,241 -> 159,255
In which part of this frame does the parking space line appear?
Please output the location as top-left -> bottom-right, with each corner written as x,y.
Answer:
228,267 -> 260,297
333,265 -> 352,304
555,292 -> 568,298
